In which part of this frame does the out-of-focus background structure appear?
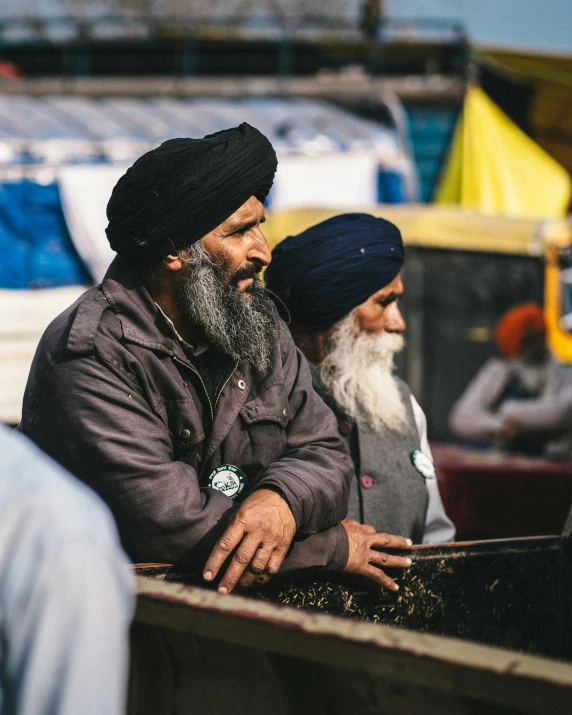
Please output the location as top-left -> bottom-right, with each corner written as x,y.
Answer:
1,0 -> 572,443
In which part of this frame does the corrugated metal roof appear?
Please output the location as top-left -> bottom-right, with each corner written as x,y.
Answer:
0,96 -> 402,166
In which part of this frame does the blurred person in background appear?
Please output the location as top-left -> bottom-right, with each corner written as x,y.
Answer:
450,303 -> 572,458
0,426 -> 133,715
20,125 -> 412,596
265,213 -> 455,544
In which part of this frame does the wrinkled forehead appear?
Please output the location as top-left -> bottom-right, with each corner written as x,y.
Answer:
218,196 -> 265,234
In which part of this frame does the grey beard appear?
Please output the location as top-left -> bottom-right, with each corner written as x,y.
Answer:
175,242 -> 279,372
320,312 -> 408,434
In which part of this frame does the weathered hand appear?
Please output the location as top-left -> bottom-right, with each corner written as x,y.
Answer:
341,519 -> 412,592
203,488 -> 296,594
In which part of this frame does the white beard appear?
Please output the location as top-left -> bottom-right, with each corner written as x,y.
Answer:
320,312 -> 408,434
514,360 -> 550,394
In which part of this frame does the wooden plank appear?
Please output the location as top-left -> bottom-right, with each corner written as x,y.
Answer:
134,576 -> 572,714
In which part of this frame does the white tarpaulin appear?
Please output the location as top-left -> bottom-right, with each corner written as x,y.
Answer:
58,164 -> 125,283
0,285 -> 87,424
270,151 -> 378,211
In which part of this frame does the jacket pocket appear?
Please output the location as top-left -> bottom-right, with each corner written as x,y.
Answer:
165,399 -> 205,462
238,384 -> 289,471
240,383 -> 290,428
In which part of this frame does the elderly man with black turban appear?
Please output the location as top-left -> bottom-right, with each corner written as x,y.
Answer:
21,126 -> 412,594
266,213 -> 455,544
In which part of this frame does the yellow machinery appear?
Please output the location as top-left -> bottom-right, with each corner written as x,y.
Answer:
546,241 -> 572,363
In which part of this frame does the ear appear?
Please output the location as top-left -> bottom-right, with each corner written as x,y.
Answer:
163,253 -> 186,272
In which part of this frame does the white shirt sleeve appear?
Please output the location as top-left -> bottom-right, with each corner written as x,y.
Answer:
448,359 -> 510,440
410,394 -> 456,544
499,363 -> 572,431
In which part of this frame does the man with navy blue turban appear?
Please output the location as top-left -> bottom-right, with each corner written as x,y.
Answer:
22,130 -> 413,597
266,213 -> 455,544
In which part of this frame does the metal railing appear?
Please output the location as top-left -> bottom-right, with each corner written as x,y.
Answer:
0,14 -> 466,79
0,14 -> 465,45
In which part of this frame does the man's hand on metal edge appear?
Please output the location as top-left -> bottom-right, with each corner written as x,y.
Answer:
341,519 -> 412,592
203,488 -> 296,594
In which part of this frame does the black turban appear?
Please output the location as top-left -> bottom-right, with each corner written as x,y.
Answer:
265,213 -> 404,330
106,123 -> 277,263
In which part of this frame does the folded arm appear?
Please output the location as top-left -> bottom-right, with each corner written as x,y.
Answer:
252,329 -> 353,534
205,328 -> 354,591
449,360 -> 511,441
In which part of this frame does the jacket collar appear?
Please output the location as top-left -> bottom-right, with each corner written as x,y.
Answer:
101,256 -> 179,357
98,256 -> 280,401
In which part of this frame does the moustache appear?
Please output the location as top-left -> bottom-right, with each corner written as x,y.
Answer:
230,262 -> 264,288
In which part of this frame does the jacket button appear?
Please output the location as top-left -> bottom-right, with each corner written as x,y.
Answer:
339,421 -> 353,436
237,380 -> 246,390
181,428 -> 191,440
361,475 -> 373,489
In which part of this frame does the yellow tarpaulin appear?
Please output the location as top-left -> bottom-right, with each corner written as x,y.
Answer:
478,49 -> 572,177
435,85 -> 571,219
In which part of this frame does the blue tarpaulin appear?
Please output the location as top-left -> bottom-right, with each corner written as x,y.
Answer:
0,180 -> 88,288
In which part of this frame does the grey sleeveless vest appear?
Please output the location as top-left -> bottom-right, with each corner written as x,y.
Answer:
310,366 -> 429,544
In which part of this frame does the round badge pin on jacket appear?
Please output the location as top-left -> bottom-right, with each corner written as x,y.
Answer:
410,450 -> 436,480
207,464 -> 246,499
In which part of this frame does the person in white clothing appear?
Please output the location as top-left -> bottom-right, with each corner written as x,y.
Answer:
0,426 -> 134,715
450,303 -> 572,458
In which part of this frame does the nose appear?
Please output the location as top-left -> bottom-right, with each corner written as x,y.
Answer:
246,226 -> 272,267
385,303 -> 406,333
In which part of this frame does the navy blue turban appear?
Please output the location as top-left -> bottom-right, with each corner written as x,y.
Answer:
265,213 -> 404,330
106,123 -> 277,263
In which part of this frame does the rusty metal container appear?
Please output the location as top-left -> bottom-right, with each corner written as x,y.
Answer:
254,535 -> 572,657
131,535 -> 572,714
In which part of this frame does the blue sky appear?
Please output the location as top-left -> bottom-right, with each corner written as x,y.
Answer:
385,0 -> 572,55
2,0 -> 571,56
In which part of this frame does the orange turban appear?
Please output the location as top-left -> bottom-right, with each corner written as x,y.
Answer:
495,303 -> 545,358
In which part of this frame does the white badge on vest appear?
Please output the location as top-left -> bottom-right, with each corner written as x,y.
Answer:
207,464 -> 246,499
410,450 -> 436,480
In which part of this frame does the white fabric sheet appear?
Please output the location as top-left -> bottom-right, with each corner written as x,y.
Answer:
58,165 -> 126,283
270,150 -> 378,210
0,285 -> 86,424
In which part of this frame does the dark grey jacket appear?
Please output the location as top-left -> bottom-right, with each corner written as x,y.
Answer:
20,257 -> 352,570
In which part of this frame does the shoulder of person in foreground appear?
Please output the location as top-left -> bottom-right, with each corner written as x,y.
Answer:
0,426 -> 134,715
0,426 -> 128,554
